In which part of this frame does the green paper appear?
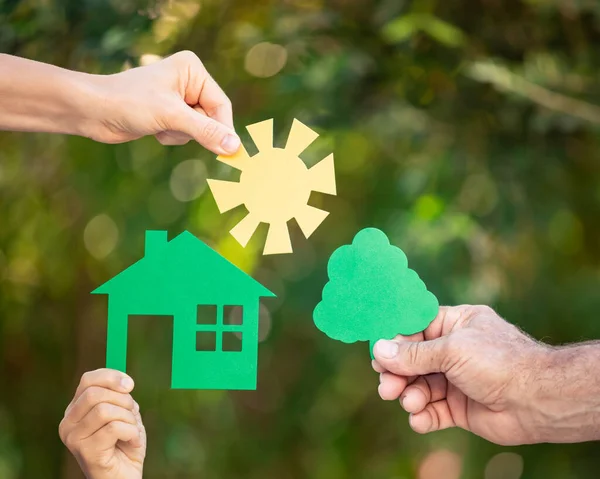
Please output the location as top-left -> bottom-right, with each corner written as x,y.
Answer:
313,228 -> 438,357
92,230 -> 275,390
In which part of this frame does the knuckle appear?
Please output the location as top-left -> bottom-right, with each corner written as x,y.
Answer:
95,403 -> 113,422
405,342 -> 421,366
124,410 -> 136,425
474,304 -> 496,316
173,50 -> 200,66
104,421 -> 119,436
84,386 -> 103,405
221,96 -> 232,109
124,393 -> 135,409
79,371 -> 93,389
201,120 -> 221,142
58,420 -> 67,442
64,432 -> 77,451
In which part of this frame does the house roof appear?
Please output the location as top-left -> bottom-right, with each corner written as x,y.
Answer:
92,231 -> 275,301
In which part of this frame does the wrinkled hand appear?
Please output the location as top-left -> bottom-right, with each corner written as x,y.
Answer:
372,305 -> 550,446
59,369 -> 146,479
86,50 -> 240,154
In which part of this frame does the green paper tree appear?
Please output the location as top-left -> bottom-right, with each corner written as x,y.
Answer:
313,228 -> 439,356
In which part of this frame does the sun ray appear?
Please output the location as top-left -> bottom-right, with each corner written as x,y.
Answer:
206,179 -> 245,213
246,119 -> 273,152
207,119 -> 337,254
216,142 -> 251,170
295,204 -> 330,238
229,213 -> 261,247
263,221 -> 292,255
308,153 -> 336,195
285,119 -> 319,156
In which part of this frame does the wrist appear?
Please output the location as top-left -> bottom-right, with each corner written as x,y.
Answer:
66,72 -> 111,140
526,343 -> 600,443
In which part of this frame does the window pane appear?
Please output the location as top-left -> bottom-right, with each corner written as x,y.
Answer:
196,332 -> 216,351
224,305 -> 243,326
222,332 -> 242,352
197,305 -> 217,325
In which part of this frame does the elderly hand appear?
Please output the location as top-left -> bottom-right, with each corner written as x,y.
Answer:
373,305 -> 600,445
0,51 -> 240,155
59,369 -> 145,479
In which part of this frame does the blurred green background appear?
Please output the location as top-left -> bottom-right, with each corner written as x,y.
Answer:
1,0 -> 600,478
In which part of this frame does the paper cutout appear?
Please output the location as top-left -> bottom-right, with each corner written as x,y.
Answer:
207,118 -> 337,255
92,230 -> 275,390
313,228 -> 438,357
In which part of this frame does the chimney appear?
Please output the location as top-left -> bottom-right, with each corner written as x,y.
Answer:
145,230 -> 168,256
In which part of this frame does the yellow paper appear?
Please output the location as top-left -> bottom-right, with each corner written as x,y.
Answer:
207,119 -> 337,255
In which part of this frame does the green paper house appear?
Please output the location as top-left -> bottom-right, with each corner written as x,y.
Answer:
92,230 -> 275,390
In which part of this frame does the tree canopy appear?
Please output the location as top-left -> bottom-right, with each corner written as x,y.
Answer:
314,228 -> 438,353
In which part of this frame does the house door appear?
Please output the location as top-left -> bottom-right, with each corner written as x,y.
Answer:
127,314 -> 174,391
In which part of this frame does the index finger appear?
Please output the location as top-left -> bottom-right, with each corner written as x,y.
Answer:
421,305 -> 482,340
183,58 -> 234,131
200,75 -> 234,131
71,369 -> 134,405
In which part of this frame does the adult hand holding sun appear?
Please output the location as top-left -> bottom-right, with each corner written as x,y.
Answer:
0,51 -> 240,155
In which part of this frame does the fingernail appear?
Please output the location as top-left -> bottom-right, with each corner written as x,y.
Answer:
408,413 -> 415,428
374,340 -> 398,359
133,400 -> 140,412
121,376 -> 134,390
221,134 -> 240,154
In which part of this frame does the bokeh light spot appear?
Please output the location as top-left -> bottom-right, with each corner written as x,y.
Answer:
244,42 -> 288,78
169,159 -> 207,202
484,452 -> 524,479
140,54 -> 163,66
415,194 -> 444,220
418,449 -> 462,479
84,214 -> 119,259
227,304 -> 272,342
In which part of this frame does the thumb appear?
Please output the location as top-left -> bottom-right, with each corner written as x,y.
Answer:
373,337 -> 452,376
172,105 -> 241,155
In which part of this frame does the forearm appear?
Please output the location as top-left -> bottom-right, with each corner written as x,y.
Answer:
530,342 -> 600,443
0,54 -> 101,136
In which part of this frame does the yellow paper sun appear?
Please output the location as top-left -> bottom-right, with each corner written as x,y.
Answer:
207,118 -> 337,255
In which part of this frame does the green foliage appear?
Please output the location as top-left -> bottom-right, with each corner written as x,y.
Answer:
382,13 -> 466,47
1,0 -> 600,478
314,228 -> 438,354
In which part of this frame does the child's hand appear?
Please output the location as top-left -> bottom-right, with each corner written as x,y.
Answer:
59,369 -> 146,479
